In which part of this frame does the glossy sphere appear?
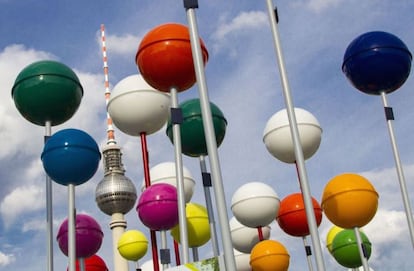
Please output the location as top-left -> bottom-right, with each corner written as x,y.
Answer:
231,182 -> 280,228
166,98 -> 227,157
136,23 -> 208,92
12,60 -> 83,126
230,216 -> 271,254
277,193 -> 323,237
70,255 -> 108,271
107,74 -> 170,136
342,31 -> 412,95
41,129 -> 101,186
263,108 -> 322,163
322,173 -> 378,228
250,240 -> 290,271
326,226 -> 344,253
331,229 -> 372,268
57,214 -> 104,258
117,230 -> 148,261
137,183 -> 179,231
142,162 -> 195,203
170,202 -> 211,247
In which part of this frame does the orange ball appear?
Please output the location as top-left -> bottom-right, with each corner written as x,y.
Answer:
321,173 -> 378,228
136,23 -> 208,92
250,240 -> 290,271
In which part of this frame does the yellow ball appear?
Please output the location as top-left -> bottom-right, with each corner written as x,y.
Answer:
171,202 -> 211,247
117,230 -> 148,261
250,240 -> 290,271
322,173 -> 378,228
326,225 -> 343,253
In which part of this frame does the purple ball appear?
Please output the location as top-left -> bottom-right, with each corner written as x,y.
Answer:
57,214 -> 104,258
137,183 -> 179,231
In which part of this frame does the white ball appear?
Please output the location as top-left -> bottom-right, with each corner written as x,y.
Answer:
107,74 -> 170,136
263,108 -> 322,163
230,216 -> 271,253
231,182 -> 280,228
234,249 -> 252,271
141,162 -> 196,203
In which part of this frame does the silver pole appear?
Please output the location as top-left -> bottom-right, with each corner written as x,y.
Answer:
45,121 -> 53,271
353,228 -> 370,271
199,155 -> 220,256
380,91 -> 414,247
185,7 -> 236,270
160,230 -> 168,270
264,1 -> 326,270
68,183 -> 76,271
170,87 -> 190,263
80,258 -> 86,271
302,237 -> 314,271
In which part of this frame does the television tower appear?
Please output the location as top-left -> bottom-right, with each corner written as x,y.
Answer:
95,24 -> 137,271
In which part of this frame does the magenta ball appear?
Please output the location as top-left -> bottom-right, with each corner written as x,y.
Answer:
57,214 -> 104,258
137,183 -> 179,231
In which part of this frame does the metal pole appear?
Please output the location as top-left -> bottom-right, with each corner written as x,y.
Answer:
264,1 -> 326,270
170,87 -> 190,263
353,228 -> 370,271
45,121 -> 53,271
380,91 -> 414,248
68,183 -> 76,271
302,237 -> 314,271
199,155 -> 220,257
185,6 -> 236,270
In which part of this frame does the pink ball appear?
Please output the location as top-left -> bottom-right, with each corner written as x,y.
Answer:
137,183 -> 179,231
57,214 -> 104,258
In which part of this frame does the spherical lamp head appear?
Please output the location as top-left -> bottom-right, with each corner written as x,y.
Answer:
250,240 -> 290,271
117,230 -> 148,261
57,214 -> 104,258
41,128 -> 101,186
166,98 -> 227,157
71,255 -> 108,271
137,183 -> 179,231
142,162 -> 195,203
331,229 -> 372,268
231,182 -> 280,228
277,193 -> 323,237
107,74 -> 170,136
12,60 -> 83,126
263,108 -> 322,163
136,23 -> 209,92
326,225 -> 344,254
322,173 -> 378,228
234,249 -> 251,271
342,31 -> 412,95
170,202 -> 211,247
95,173 -> 137,215
229,216 -> 271,254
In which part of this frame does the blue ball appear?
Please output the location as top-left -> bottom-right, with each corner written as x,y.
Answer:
41,129 -> 101,186
342,31 -> 412,95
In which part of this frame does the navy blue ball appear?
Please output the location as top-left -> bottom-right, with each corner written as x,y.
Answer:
41,129 -> 101,186
342,31 -> 412,95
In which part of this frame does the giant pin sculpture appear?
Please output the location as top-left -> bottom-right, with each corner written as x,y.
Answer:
342,31 -> 414,248
41,129 -> 101,271
136,22 -> 208,264
12,60 -> 83,271
322,173 -> 379,271
262,2 -> 327,269
107,74 -> 170,271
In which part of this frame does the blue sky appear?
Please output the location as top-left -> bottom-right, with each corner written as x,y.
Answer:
1,0 -> 414,270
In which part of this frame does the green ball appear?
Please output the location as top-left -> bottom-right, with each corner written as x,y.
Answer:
166,98 -> 227,157
12,60 -> 83,126
331,229 -> 372,268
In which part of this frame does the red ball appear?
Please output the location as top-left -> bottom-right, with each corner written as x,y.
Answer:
277,193 -> 322,237
136,23 -> 208,92
66,255 -> 108,271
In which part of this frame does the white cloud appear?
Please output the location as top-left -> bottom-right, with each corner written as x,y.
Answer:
291,0 -> 344,13
0,251 -> 15,267
0,185 -> 44,228
98,32 -> 141,57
